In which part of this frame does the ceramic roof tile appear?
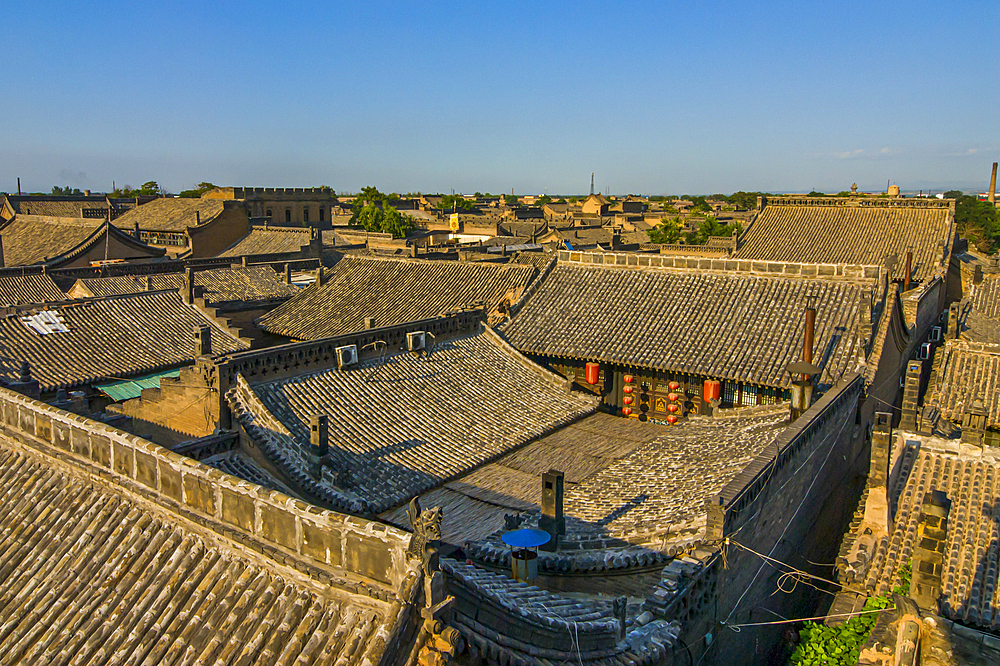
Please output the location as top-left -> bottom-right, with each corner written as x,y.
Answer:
930,341 -> 1000,428
0,291 -> 249,391
1,215 -> 103,266
0,274 -> 66,306
735,199 -> 953,280
971,274 -> 1000,321
218,226 -> 312,257
0,441 -> 397,665
111,197 -> 226,232
71,266 -> 300,306
226,331 -> 598,514
257,255 -> 536,340
865,448 -> 1000,631
500,260 -> 865,388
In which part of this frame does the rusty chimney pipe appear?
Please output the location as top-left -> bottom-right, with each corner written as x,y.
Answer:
904,251 -> 913,291
990,162 -> 997,204
803,307 -> 816,365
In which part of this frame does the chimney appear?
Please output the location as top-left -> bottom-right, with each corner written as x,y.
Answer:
7,361 -> 40,400
904,251 -> 912,291
538,469 -> 565,552
948,302 -> 961,339
989,162 -> 997,204
364,317 -> 375,330
241,255 -> 248,267
0,235 -> 5,268
195,211 -> 201,226
134,220 -> 141,240
910,490 -> 950,610
194,324 -> 212,357
803,306 -> 815,365
316,267 -> 325,286
284,263 -> 292,284
899,360 -> 922,431
183,266 -> 195,303
309,414 -> 329,479
961,399 -> 987,448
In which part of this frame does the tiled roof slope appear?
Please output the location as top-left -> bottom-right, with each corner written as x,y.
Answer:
1,215 -> 101,266
218,226 -> 312,257
3,196 -> 107,218
861,447 -> 1000,631
501,260 -> 865,388
226,331 -> 598,513
971,274 -> 1000,320
112,197 -> 225,232
930,342 -> 1000,428
0,215 -> 163,267
0,441 -> 394,666
0,291 -> 249,391
257,255 -> 536,340
0,274 -> 66,306
71,266 -> 300,306
735,199 -> 953,281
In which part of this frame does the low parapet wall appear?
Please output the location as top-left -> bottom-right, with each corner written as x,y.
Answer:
706,373 -> 864,539
558,249 -> 882,281
0,385 -> 415,598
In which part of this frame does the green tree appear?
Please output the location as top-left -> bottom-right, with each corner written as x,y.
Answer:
504,194 -> 518,206
50,185 -> 82,195
648,216 -> 683,244
178,182 -> 217,198
348,186 -> 414,239
946,190 -> 999,253
727,191 -> 762,210
436,194 -> 476,211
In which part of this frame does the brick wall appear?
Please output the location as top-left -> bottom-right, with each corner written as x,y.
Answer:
704,374 -> 865,664
187,201 -> 250,258
0,386 -> 415,597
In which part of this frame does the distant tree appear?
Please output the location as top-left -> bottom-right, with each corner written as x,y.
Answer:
807,190 -> 827,197
50,185 -> 82,195
568,196 -> 579,204
349,186 -> 414,239
648,216 -> 683,244
178,182 -> 217,198
436,194 -> 476,211
504,194 -> 518,206
555,198 -> 567,204
535,195 -> 553,207
727,191 -> 762,210
948,191 -> 999,253
682,216 -> 743,245
111,180 -> 163,197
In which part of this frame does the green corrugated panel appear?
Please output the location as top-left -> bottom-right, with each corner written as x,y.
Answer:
95,369 -> 183,402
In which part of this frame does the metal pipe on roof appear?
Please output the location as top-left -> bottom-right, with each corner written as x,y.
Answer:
803,307 -> 815,366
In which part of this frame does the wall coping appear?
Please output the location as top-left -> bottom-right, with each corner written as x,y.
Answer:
0,385 -> 414,597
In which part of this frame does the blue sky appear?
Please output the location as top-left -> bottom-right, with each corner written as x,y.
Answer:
3,0 -> 998,196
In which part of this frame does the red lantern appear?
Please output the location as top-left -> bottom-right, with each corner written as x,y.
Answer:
622,407 -> 632,416
623,386 -> 633,394
668,381 -> 680,390
623,396 -> 633,405
666,415 -> 678,424
703,380 -> 721,402
667,404 -> 679,413
585,362 -> 600,385
668,392 -> 680,402
624,375 -> 634,384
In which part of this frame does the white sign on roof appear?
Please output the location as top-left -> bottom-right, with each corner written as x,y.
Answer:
21,310 -> 69,335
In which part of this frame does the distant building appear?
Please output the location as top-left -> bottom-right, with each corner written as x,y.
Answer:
203,187 -> 338,227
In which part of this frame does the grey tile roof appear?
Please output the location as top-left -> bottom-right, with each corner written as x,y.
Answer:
0,274 -> 66,306
218,226 -> 312,257
3,195 -> 108,218
929,341 -> 1000,428
257,255 -> 537,340
0,215 -> 164,267
0,441 -> 395,665
111,197 -> 226,232
0,291 -> 249,391
70,266 -> 300,306
860,446 -> 1000,631
1,215 -> 102,266
735,198 -> 953,281
971,275 -> 1000,319
501,259 -> 866,388
226,331 -> 598,514
447,409 -> 787,556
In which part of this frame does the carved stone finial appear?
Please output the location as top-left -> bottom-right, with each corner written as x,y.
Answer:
851,183 -> 858,195
18,361 -> 31,382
